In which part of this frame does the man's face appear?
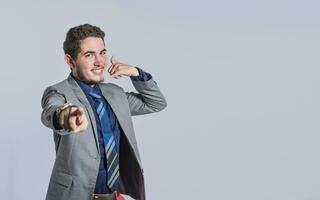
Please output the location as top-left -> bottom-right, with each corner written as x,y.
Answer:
70,37 -> 107,86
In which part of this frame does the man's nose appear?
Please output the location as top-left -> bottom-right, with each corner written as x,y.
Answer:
94,55 -> 106,66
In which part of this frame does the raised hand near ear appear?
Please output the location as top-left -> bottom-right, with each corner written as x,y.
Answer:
108,56 -> 139,79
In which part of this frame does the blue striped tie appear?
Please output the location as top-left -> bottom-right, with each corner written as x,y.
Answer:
89,92 -> 119,190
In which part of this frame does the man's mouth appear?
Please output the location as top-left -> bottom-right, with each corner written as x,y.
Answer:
91,68 -> 104,74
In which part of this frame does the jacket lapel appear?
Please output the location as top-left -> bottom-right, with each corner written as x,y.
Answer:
99,84 -> 129,139
67,75 -> 100,154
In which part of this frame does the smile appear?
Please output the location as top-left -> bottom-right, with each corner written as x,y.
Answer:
91,68 -> 104,75
91,68 -> 104,71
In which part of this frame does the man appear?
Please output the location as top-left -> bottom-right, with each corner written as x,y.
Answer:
41,24 -> 167,200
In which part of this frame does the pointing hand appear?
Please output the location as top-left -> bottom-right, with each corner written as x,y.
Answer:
58,106 -> 88,133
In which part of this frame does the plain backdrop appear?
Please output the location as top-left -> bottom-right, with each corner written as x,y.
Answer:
0,0 -> 320,200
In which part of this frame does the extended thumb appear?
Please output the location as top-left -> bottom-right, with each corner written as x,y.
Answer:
111,56 -> 118,64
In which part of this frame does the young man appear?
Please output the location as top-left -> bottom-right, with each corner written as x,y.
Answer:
41,24 -> 167,200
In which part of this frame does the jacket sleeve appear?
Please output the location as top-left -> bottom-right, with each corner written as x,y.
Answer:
41,86 -> 71,135
126,78 -> 167,116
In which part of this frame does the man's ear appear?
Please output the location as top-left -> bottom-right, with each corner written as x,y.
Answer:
64,54 -> 75,70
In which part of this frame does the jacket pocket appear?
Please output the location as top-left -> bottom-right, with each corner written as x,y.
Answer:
51,171 -> 73,188
46,171 -> 73,200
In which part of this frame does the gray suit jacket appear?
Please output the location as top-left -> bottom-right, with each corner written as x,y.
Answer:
41,75 -> 167,200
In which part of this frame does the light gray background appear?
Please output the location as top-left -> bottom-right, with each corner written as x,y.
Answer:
0,0 -> 319,199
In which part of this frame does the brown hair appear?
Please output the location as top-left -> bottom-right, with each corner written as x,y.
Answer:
63,24 -> 105,58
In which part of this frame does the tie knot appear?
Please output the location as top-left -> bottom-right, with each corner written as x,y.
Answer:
89,92 -> 102,99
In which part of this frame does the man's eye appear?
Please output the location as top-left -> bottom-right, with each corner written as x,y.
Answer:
101,51 -> 106,55
85,54 -> 92,57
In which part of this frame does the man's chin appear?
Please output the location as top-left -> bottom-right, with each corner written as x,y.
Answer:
98,76 -> 104,82
86,77 -> 104,86
94,78 -> 104,84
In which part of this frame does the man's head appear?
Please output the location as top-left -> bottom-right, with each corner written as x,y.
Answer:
63,24 -> 108,86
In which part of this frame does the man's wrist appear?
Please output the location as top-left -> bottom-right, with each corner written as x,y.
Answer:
130,67 -> 140,76
54,103 -> 76,130
130,67 -> 152,81
55,103 -> 76,120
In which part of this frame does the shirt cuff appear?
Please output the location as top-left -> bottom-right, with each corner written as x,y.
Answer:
130,67 -> 152,81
